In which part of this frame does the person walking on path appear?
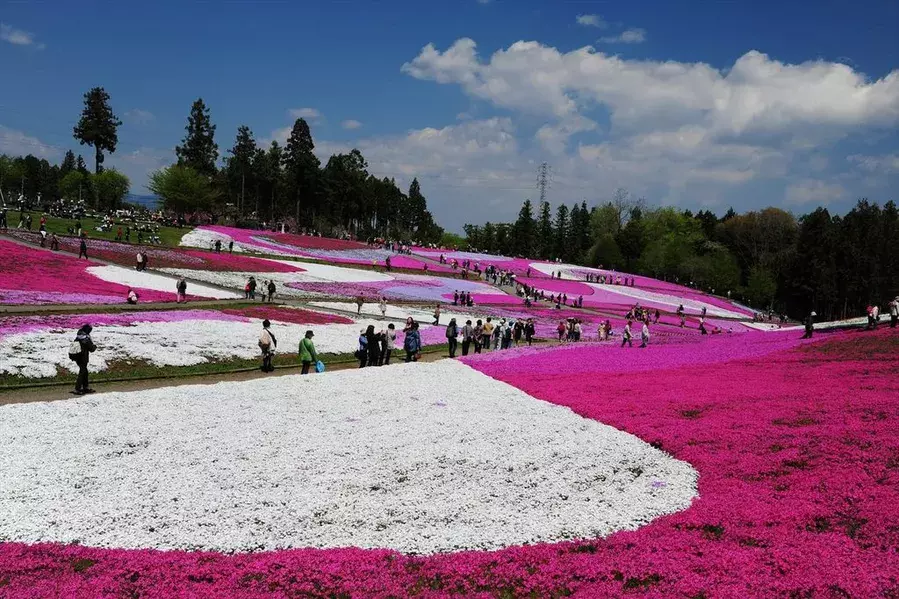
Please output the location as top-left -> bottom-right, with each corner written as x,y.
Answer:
258,319 -> 277,372
356,295 -> 365,315
621,321 -> 633,348
299,330 -> 317,374
228,240 -> 234,254
176,277 -> 188,303
890,297 -> 899,328
640,321 -> 650,348
379,297 -> 387,317
78,237 -> 88,259
248,277 -> 257,300
267,280 -> 276,303
801,312 -> 816,339
404,322 -> 422,362
524,319 -> 535,346
433,304 -> 441,325
69,324 -> 96,395
446,318 -> 459,358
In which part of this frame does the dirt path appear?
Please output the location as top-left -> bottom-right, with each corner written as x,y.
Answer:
0,349 -> 451,406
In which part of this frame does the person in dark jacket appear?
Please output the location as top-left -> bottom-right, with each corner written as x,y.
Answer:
78,237 -> 88,259
71,324 -> 97,394
801,312 -> 816,339
366,325 -> 380,367
446,318 -> 458,358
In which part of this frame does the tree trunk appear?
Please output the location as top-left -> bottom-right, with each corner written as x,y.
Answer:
95,146 -> 102,175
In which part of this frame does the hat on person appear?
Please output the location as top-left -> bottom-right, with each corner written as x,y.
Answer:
305,330 -> 314,338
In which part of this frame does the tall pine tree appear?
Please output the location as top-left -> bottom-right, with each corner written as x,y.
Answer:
225,125 -> 257,215
175,98 -> 218,178
513,199 -> 536,257
537,201 -> 553,259
282,118 -> 321,228
73,87 -> 121,174
554,204 -> 569,261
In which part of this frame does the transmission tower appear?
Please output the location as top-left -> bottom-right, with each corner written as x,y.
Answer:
536,162 -> 551,204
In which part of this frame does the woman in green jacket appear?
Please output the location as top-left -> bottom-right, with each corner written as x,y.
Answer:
299,330 -> 318,374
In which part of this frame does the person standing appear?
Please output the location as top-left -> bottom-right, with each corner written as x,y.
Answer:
524,319 -> 535,346
433,304 -> 441,325
258,319 -> 277,372
69,324 -> 96,395
215,239 -> 222,253
383,323 -> 396,365
446,318 -> 459,358
367,325 -> 381,367
801,312 -> 816,339
267,280 -> 276,303
482,318 -> 494,351
890,296 -> 899,328
404,322 -> 422,362
299,330 -> 317,374
78,237 -> 88,259
379,297 -> 387,317
356,295 -> 365,315
248,277 -> 257,300
461,319 -> 474,356
176,277 -> 188,303
640,322 -> 650,348
357,328 -> 369,368
621,321 -> 633,348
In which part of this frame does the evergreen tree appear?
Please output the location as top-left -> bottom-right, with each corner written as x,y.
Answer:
225,125 -> 257,215
283,118 -> 321,228
60,150 -> 76,177
73,87 -> 121,174
537,200 -> 553,258
175,98 -> 218,178
554,204 -> 569,261
512,199 -> 536,257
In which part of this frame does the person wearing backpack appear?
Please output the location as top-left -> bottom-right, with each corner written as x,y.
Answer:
69,324 -> 97,395
446,318 -> 459,358
258,319 -> 277,372
299,330 -> 317,374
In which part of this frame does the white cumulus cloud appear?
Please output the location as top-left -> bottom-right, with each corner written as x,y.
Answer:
289,107 -> 322,121
599,28 -> 647,44
0,23 -> 42,48
341,119 -> 362,130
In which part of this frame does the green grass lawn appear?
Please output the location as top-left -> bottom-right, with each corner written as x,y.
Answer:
16,210 -> 189,246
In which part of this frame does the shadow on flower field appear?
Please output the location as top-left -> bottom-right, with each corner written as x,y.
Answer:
0,329 -> 896,597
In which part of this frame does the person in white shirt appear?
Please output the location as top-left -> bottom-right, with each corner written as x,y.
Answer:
640,322 -> 650,348
379,297 -> 387,317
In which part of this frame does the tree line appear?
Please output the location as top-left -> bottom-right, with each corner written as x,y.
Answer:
464,190 -> 899,320
151,98 -> 443,242
2,87 -> 445,243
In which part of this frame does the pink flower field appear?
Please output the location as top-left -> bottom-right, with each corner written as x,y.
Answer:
1,329 -> 895,597
194,226 -> 456,273
0,240 -> 206,305
4,230 -> 304,273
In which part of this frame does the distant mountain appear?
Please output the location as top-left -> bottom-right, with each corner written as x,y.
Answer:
126,194 -> 160,209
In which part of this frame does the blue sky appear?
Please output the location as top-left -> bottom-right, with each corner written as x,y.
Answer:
2,0 -> 897,231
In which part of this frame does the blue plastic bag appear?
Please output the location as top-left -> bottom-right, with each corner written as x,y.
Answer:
315,360 -> 325,373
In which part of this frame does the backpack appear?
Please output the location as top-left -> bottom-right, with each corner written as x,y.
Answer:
68,340 -> 82,361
